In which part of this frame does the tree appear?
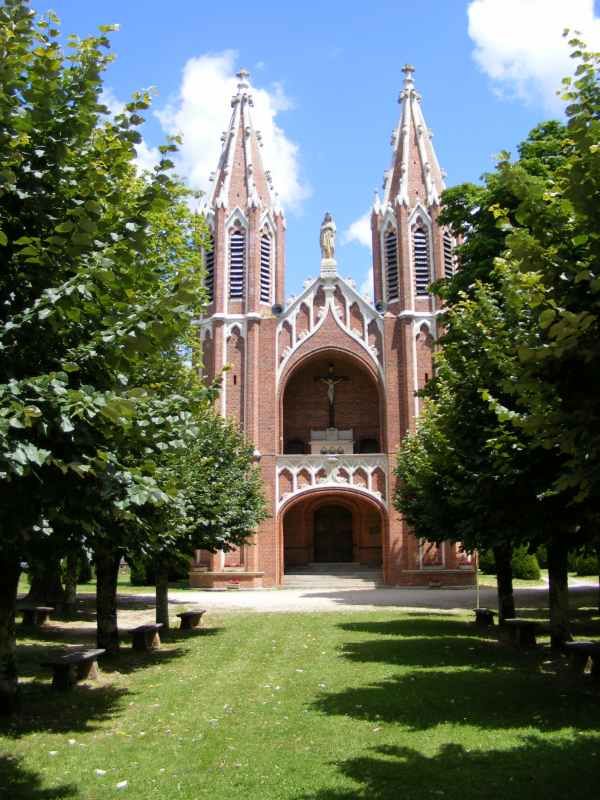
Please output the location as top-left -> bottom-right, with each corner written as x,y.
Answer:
0,1 -> 209,707
397,115 -> 588,643
149,408 -> 267,629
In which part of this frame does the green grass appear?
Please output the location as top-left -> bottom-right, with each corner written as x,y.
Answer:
2,611 -> 600,800
17,568 -> 194,597
478,569 -> 599,589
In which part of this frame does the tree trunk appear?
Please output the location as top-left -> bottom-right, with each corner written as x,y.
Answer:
26,556 -> 65,608
155,561 -> 170,631
596,543 -> 600,615
493,543 -> 515,624
547,537 -> 571,650
95,546 -> 121,654
63,551 -> 78,616
0,557 -> 21,715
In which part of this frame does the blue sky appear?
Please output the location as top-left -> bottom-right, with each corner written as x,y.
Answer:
41,0 -> 600,298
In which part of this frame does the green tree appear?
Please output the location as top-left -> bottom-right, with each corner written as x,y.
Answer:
0,1 -> 208,707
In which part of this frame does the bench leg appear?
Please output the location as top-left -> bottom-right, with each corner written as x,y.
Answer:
77,660 -> 99,682
498,625 -> 516,643
180,618 -> 192,631
52,665 -> 77,691
21,610 -> 35,627
569,652 -> 590,675
517,629 -> 537,649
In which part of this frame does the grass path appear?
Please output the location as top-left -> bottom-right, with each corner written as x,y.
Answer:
1,612 -> 599,799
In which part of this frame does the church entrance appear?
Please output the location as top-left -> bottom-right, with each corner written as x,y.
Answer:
313,505 -> 353,562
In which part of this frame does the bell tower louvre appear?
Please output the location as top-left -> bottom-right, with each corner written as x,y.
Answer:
190,67 -> 474,589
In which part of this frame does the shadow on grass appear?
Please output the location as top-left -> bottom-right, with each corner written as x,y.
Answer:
0,755 -> 78,800
0,682 -> 128,740
315,615 -> 599,734
314,664 -> 598,732
296,738 -> 600,800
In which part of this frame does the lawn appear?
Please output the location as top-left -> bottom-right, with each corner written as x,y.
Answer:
16,568 -> 194,597
1,610 -> 599,800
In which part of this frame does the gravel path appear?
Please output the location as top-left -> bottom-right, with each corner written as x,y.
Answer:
161,582 -> 597,614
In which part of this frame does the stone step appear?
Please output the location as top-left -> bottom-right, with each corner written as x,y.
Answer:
283,568 -> 384,589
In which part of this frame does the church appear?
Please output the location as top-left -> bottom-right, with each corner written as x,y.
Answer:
190,66 -> 475,589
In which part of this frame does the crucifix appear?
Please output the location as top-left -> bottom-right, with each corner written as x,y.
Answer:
315,363 -> 349,428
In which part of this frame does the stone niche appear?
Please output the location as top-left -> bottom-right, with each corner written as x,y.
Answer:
310,428 -> 354,455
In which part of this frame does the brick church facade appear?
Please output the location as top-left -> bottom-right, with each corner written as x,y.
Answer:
190,66 -> 475,588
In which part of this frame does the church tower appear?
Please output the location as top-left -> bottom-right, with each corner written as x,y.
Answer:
200,68 -> 285,437
371,64 -> 456,432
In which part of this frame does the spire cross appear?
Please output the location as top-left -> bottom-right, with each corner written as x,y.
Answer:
315,363 -> 349,428
402,63 -> 415,89
236,68 -> 250,87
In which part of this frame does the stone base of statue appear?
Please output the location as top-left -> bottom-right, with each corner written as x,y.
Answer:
320,257 -> 337,278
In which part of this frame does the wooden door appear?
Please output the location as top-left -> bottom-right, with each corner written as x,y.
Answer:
313,505 -> 353,562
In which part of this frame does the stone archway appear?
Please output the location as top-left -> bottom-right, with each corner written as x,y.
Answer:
281,490 -> 385,571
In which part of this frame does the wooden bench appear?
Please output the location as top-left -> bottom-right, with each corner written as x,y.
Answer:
474,608 -> 496,628
131,623 -> 163,652
501,619 -> 541,648
564,641 -> 600,680
19,605 -> 54,627
42,648 -> 105,691
176,609 -> 207,631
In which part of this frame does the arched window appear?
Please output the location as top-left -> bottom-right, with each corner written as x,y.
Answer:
384,228 -> 399,301
260,232 -> 272,303
413,220 -> 431,296
204,230 -> 215,302
443,230 -> 455,280
228,225 -> 245,299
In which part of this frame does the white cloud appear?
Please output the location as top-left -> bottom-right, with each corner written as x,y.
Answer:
99,87 -> 124,117
467,0 -> 600,111
135,139 -> 160,173
154,50 -> 309,211
343,211 -> 372,248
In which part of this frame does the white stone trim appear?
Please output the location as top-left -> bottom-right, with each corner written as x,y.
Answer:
276,454 -> 388,511
276,274 -> 384,387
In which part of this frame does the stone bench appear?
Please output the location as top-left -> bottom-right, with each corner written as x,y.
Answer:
564,641 -> 600,680
131,623 -> 163,652
501,619 -> 542,648
19,605 -> 54,627
42,648 -> 105,691
176,609 -> 207,631
473,608 -> 496,628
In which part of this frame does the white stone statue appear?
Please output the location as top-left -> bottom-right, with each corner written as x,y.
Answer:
319,212 -> 336,260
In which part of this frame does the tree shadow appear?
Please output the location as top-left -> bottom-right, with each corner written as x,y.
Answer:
295,738 -> 600,800
338,616 -> 480,638
0,682 -> 128,739
0,755 -> 78,800
313,664 -> 598,732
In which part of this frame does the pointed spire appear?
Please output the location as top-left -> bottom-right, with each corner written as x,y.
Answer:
382,65 -> 445,209
209,68 -> 282,215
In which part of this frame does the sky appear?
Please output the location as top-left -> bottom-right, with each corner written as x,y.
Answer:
37,0 -> 600,299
